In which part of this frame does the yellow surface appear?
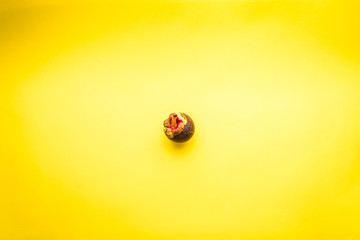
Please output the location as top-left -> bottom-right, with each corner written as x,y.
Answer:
1,1 -> 360,239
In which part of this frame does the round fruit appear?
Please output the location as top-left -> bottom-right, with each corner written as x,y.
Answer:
163,112 -> 195,143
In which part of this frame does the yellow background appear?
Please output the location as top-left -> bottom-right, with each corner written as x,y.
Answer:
1,0 -> 360,239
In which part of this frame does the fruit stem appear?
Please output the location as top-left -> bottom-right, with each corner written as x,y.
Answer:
170,114 -> 177,128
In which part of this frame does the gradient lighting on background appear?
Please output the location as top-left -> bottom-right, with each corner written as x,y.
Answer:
1,1 -> 360,239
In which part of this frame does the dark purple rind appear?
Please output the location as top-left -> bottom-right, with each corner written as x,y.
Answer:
170,113 -> 195,143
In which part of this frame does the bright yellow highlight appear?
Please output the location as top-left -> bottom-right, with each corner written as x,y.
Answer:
1,1 -> 360,239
